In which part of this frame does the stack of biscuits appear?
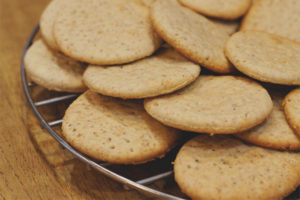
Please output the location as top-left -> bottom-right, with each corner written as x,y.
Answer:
24,0 -> 300,199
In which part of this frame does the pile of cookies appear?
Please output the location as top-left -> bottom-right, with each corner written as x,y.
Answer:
24,0 -> 300,199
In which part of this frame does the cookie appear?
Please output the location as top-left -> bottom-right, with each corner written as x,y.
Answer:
24,39 -> 86,92
241,0 -> 300,43
40,0 -> 70,50
225,31 -> 300,85
237,89 -> 300,150
283,88 -> 300,136
62,90 -> 180,164
150,0 -> 236,73
178,0 -> 251,20
54,0 -> 161,65
144,75 -> 273,134
83,48 -> 201,99
174,135 -> 300,200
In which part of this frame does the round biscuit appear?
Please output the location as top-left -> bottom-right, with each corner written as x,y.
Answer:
150,0 -> 235,73
144,75 -> 273,134
83,48 -> 201,99
237,89 -> 300,150
241,0 -> 300,43
62,90 -> 181,164
40,0 -> 70,50
54,0 -> 161,65
226,31 -> 300,85
24,39 -> 86,92
174,135 -> 300,200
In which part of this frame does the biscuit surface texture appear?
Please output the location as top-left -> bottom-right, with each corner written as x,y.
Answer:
24,39 -> 86,92
226,31 -> 300,85
151,0 -> 235,73
54,0 -> 161,65
241,0 -> 300,43
144,75 -> 273,134
174,135 -> 300,200
40,0 -> 70,50
237,90 -> 300,150
62,90 -> 180,164
83,49 -> 201,99
179,0 -> 251,20
139,0 -> 156,7
283,88 -> 300,136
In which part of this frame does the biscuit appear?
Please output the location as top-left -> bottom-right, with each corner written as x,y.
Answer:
40,0 -> 70,50
54,0 -> 161,65
241,0 -> 300,43
83,48 -> 201,99
62,90 -> 181,164
225,31 -> 300,85
283,88 -> 300,136
144,75 -> 273,134
174,135 -> 300,200
150,0 -> 236,73
178,0 -> 251,20
24,39 -> 86,92
237,89 -> 300,150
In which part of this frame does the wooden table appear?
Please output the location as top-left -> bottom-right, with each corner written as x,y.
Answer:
0,0 -> 150,199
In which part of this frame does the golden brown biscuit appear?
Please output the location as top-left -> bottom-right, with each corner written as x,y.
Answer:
226,31 -> 300,85
237,89 -> 300,150
144,75 -> 273,134
174,135 -> 300,200
40,0 -> 70,50
151,0 -> 236,73
241,0 -> 300,43
62,90 -> 180,164
54,0 -> 161,65
24,39 -> 86,92
83,48 -> 201,99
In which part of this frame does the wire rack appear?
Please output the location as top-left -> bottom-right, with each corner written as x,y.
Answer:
21,25 -> 188,200
21,25 -> 300,200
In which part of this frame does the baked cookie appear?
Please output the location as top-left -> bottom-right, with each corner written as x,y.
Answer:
178,0 -> 251,20
241,0 -> 300,43
62,90 -> 180,164
283,88 -> 300,136
144,75 -> 272,134
54,0 -> 161,65
150,0 -> 236,73
24,39 -> 86,92
40,0 -> 70,50
83,48 -> 201,99
237,89 -> 300,150
226,31 -> 300,85
174,135 -> 300,200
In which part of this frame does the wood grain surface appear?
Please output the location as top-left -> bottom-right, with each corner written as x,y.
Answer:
0,0 -> 153,199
